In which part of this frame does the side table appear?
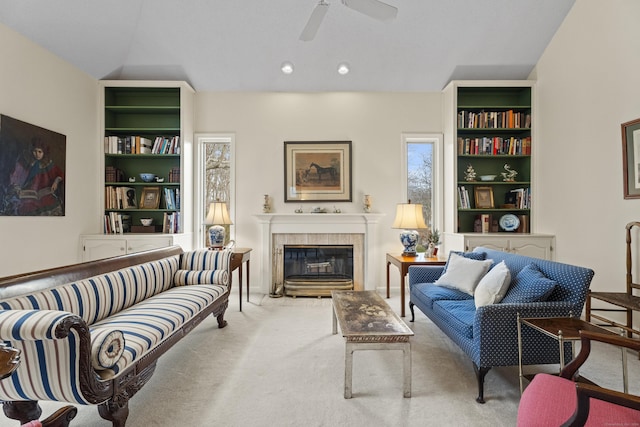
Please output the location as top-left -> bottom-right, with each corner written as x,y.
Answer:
517,315 -> 628,394
386,253 -> 445,317
231,248 -> 252,311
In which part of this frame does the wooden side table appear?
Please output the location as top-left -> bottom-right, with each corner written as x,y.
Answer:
517,315 -> 627,394
386,253 -> 446,317
231,248 -> 252,311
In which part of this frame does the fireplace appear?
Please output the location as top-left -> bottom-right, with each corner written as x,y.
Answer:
254,213 -> 384,295
282,245 -> 354,297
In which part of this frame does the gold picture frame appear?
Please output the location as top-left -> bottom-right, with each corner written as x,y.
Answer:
474,186 -> 494,209
284,141 -> 352,202
622,117 -> 640,199
140,186 -> 160,209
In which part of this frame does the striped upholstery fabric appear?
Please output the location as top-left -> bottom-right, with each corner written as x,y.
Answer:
174,270 -> 228,286
0,250 -> 230,405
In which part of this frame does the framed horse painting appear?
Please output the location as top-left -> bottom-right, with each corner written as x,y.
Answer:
284,141 -> 352,203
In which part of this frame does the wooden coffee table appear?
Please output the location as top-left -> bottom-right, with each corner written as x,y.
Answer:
331,290 -> 414,398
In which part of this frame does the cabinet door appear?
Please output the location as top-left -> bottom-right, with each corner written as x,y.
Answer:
464,236 -> 510,252
83,238 -> 126,261
509,238 -> 552,260
126,237 -> 173,254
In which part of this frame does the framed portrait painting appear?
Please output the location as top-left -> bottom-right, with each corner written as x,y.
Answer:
622,118 -> 640,199
284,141 -> 352,202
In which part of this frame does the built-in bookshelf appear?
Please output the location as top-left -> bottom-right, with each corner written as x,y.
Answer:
444,81 -> 535,235
99,81 -> 194,237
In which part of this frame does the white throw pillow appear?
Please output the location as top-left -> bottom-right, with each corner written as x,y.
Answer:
434,252 -> 493,295
474,261 -> 512,308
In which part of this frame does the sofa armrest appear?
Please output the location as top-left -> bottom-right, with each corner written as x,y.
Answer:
0,309 -> 84,341
408,265 -> 444,286
472,301 -> 575,367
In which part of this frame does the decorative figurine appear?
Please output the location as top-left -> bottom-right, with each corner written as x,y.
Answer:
464,164 -> 477,182
155,177 -> 165,183
363,194 -> 372,212
425,242 -> 436,258
295,206 -> 303,213
501,164 -> 518,182
262,194 -> 271,213
128,177 -> 136,183
333,206 -> 341,213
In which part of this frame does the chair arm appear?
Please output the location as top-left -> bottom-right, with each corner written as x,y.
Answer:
408,265 -> 444,286
561,330 -> 640,380
0,309 -> 85,341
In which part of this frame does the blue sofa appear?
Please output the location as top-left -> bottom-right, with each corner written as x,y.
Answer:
408,247 -> 594,403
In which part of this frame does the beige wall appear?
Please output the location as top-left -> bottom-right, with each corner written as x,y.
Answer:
532,0 -> 640,295
0,24 -> 99,276
195,92 -> 442,288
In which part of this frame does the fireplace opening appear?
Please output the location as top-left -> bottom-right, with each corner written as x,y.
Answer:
283,244 -> 354,297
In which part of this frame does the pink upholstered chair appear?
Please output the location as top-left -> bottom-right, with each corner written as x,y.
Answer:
518,330 -> 640,426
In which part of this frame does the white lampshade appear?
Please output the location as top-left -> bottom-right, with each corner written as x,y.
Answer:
391,203 -> 427,230
391,202 -> 427,257
205,201 -> 233,248
205,201 -> 233,226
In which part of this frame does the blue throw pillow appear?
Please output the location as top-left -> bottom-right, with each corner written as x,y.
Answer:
501,263 -> 557,304
443,250 -> 487,273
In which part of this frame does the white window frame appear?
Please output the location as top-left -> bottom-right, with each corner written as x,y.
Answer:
194,133 -> 236,248
400,133 -> 444,233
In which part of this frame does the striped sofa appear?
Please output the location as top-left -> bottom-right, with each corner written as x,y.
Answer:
0,246 -> 233,427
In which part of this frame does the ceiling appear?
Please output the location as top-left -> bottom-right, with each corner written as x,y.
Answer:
0,0 -> 575,92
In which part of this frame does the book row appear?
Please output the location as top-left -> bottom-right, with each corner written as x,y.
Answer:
104,135 -> 180,155
103,212 -> 181,234
473,214 -> 530,233
458,136 -> 531,156
104,166 -> 181,184
105,186 -> 181,210
458,110 -> 531,129
457,186 -> 531,209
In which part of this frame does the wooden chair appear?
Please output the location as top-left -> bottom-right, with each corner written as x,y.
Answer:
517,330 -> 640,426
0,344 -> 77,427
586,221 -> 640,338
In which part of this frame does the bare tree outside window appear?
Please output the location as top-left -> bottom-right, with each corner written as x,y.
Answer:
407,141 -> 434,251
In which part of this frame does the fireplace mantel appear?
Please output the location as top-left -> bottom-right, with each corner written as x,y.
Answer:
254,213 -> 384,294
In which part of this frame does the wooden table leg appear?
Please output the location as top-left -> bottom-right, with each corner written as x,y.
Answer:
403,342 -> 412,398
238,263 -> 243,312
246,260 -> 250,302
386,261 -> 391,298
400,269 -> 405,317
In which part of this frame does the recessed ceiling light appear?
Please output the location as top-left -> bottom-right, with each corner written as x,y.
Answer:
281,61 -> 294,74
337,62 -> 350,75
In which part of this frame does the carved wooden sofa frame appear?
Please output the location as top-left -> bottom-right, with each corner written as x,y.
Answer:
0,246 -> 232,426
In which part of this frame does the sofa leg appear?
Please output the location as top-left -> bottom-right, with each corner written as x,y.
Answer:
473,364 -> 491,404
3,400 -> 42,424
216,312 -> 228,328
98,399 -> 129,427
409,302 -> 415,322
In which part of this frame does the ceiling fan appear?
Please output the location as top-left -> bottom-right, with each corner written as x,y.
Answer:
299,0 -> 398,41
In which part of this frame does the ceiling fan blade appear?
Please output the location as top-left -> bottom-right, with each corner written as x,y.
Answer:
341,0 -> 397,21
299,2 -> 330,41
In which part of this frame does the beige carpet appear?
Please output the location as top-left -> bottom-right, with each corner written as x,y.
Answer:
27,290 -> 637,427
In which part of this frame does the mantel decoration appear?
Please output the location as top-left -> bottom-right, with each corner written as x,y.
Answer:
284,141 -> 352,202
363,194 -> 372,212
392,200 -> 427,257
622,117 -> 640,199
205,200 -> 233,248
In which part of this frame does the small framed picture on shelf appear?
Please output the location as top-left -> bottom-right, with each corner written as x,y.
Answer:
622,117 -> 640,199
474,186 -> 494,209
140,187 -> 161,209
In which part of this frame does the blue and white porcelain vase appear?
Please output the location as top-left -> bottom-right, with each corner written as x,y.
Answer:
399,229 -> 419,257
208,225 -> 225,248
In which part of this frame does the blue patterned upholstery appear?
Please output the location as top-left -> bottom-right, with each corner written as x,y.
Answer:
0,249 -> 232,407
409,247 -> 595,401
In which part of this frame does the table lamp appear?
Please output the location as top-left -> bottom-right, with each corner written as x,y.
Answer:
205,200 -> 233,249
391,201 -> 427,257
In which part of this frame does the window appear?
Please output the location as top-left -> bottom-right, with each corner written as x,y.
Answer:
195,133 -> 235,248
402,133 -> 443,247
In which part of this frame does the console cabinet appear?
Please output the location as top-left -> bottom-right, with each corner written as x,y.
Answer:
81,234 -> 192,262
443,232 -> 555,260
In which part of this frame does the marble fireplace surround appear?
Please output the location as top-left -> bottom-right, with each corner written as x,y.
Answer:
254,213 -> 384,295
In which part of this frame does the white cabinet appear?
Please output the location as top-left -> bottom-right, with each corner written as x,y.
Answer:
81,234 -> 192,261
443,233 -> 555,260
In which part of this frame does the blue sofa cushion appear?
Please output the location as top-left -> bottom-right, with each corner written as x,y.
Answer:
433,299 -> 476,339
411,283 -> 472,310
502,263 -> 557,304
